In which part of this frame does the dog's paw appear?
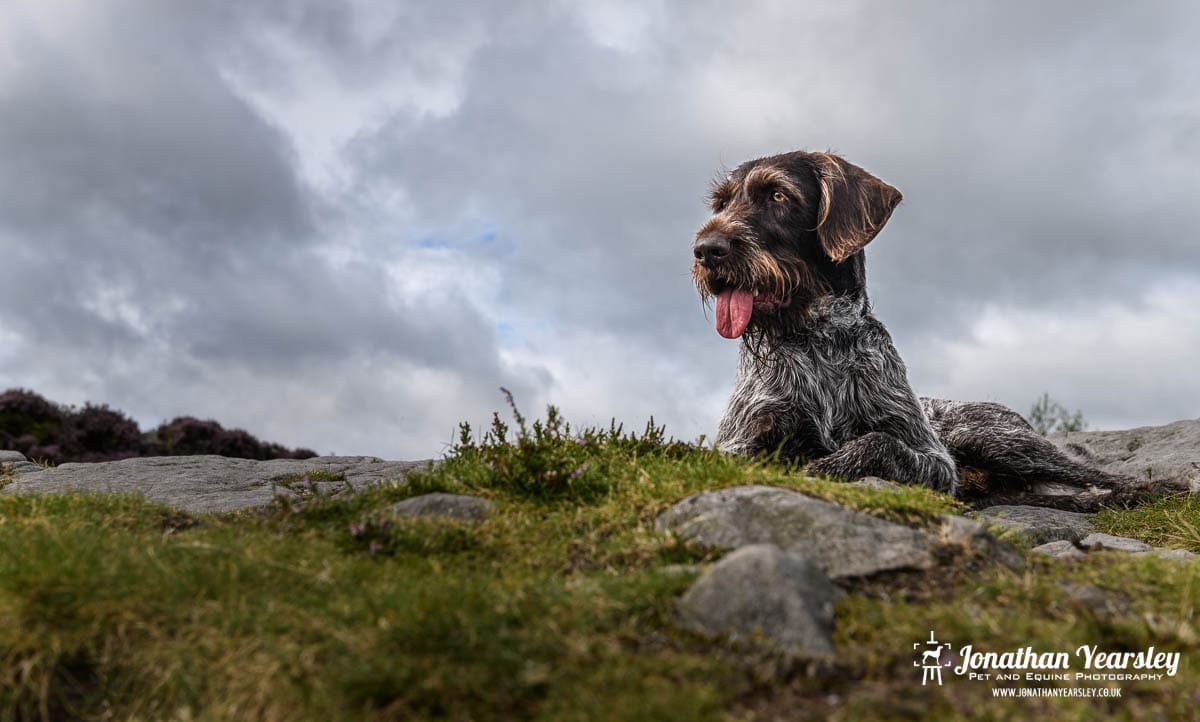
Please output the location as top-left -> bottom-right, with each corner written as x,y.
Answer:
806,457 -> 850,481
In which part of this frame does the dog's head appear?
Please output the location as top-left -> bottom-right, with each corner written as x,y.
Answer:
692,151 -> 901,339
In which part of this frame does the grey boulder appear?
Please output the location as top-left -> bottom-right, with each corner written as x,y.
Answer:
656,485 -> 934,578
975,505 -> 1094,545
0,450 -> 41,476
1079,533 -> 1153,553
1050,419 -> 1200,489
1,453 -> 429,514
938,514 -> 1026,570
1032,540 -> 1086,559
390,492 -> 494,521
677,544 -> 839,658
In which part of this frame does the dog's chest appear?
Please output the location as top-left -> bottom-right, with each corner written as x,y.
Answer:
739,330 -> 878,444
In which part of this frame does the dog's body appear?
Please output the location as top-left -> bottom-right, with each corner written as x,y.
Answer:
693,150 -> 1178,511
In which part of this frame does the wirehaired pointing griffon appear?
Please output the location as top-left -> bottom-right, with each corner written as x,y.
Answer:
692,150 -> 1181,510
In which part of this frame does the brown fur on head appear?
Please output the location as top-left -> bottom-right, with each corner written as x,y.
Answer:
691,151 -> 902,340
810,153 -> 903,262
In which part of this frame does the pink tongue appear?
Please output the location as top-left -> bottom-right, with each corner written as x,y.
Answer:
716,289 -> 755,339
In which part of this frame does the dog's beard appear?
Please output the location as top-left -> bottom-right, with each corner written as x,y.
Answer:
692,253 -> 828,344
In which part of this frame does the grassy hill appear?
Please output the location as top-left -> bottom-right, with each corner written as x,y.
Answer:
0,406 -> 1197,721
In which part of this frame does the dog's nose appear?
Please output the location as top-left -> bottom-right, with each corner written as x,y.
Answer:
693,234 -> 731,267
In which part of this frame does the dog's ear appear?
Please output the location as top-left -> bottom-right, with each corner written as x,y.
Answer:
812,154 -> 903,262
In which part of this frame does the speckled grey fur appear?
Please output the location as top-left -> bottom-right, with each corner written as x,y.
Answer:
698,151 -> 1184,512
715,297 -> 1181,510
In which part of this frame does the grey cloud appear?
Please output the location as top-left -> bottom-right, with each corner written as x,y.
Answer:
0,0 -> 544,455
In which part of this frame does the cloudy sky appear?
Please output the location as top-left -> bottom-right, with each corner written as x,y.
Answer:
1,1 -> 1197,458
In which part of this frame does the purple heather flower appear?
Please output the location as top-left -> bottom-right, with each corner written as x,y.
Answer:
569,462 -> 590,479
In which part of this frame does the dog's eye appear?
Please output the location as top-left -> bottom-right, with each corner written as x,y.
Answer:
772,191 -> 786,202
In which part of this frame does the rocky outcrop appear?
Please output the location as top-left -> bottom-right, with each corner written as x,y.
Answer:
657,484 -> 1025,657
1,451 -> 429,513
1050,419 -> 1200,489
975,505 -> 1094,545
0,449 -> 41,475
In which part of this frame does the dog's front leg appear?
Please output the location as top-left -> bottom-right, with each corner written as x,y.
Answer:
715,400 -> 781,456
808,431 -> 958,492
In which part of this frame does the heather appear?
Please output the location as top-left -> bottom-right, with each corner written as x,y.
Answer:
0,388 -> 316,464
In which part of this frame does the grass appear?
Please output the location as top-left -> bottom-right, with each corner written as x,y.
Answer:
1093,494 -> 1200,552
0,399 -> 1197,721
274,469 -> 347,485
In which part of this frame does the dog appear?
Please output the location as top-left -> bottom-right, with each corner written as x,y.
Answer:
692,150 -> 1181,511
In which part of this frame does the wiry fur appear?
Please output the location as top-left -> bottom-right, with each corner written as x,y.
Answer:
695,150 -> 1184,511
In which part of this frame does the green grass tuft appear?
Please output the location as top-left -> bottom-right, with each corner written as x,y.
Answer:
1093,493 -> 1200,552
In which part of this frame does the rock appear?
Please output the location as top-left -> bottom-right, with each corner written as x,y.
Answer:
2,455 -> 430,514
1049,419 -> 1200,489
938,515 -> 1026,570
1146,548 -> 1199,561
975,505 -> 1094,545
850,476 -> 903,491
676,544 -> 839,658
0,450 -> 42,476
655,485 -> 934,578
1033,537 -> 1197,561
1079,533 -> 1153,553
1059,582 -> 1125,615
389,492 -> 494,521
1032,540 -> 1085,559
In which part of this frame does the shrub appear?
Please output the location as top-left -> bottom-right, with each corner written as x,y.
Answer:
1028,392 -> 1088,436
444,388 -> 683,503
70,404 -> 144,461
0,388 -> 317,463
151,417 -> 316,460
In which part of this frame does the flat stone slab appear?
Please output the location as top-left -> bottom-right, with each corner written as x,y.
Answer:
1031,536 -> 1197,561
1,452 -> 430,514
976,505 -> 1095,545
1,450 -> 42,475
1143,548 -> 1199,561
656,485 -> 934,578
1032,540 -> 1086,559
1079,533 -> 1153,553
390,493 -> 494,521
677,544 -> 839,658
1050,419 -> 1200,489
